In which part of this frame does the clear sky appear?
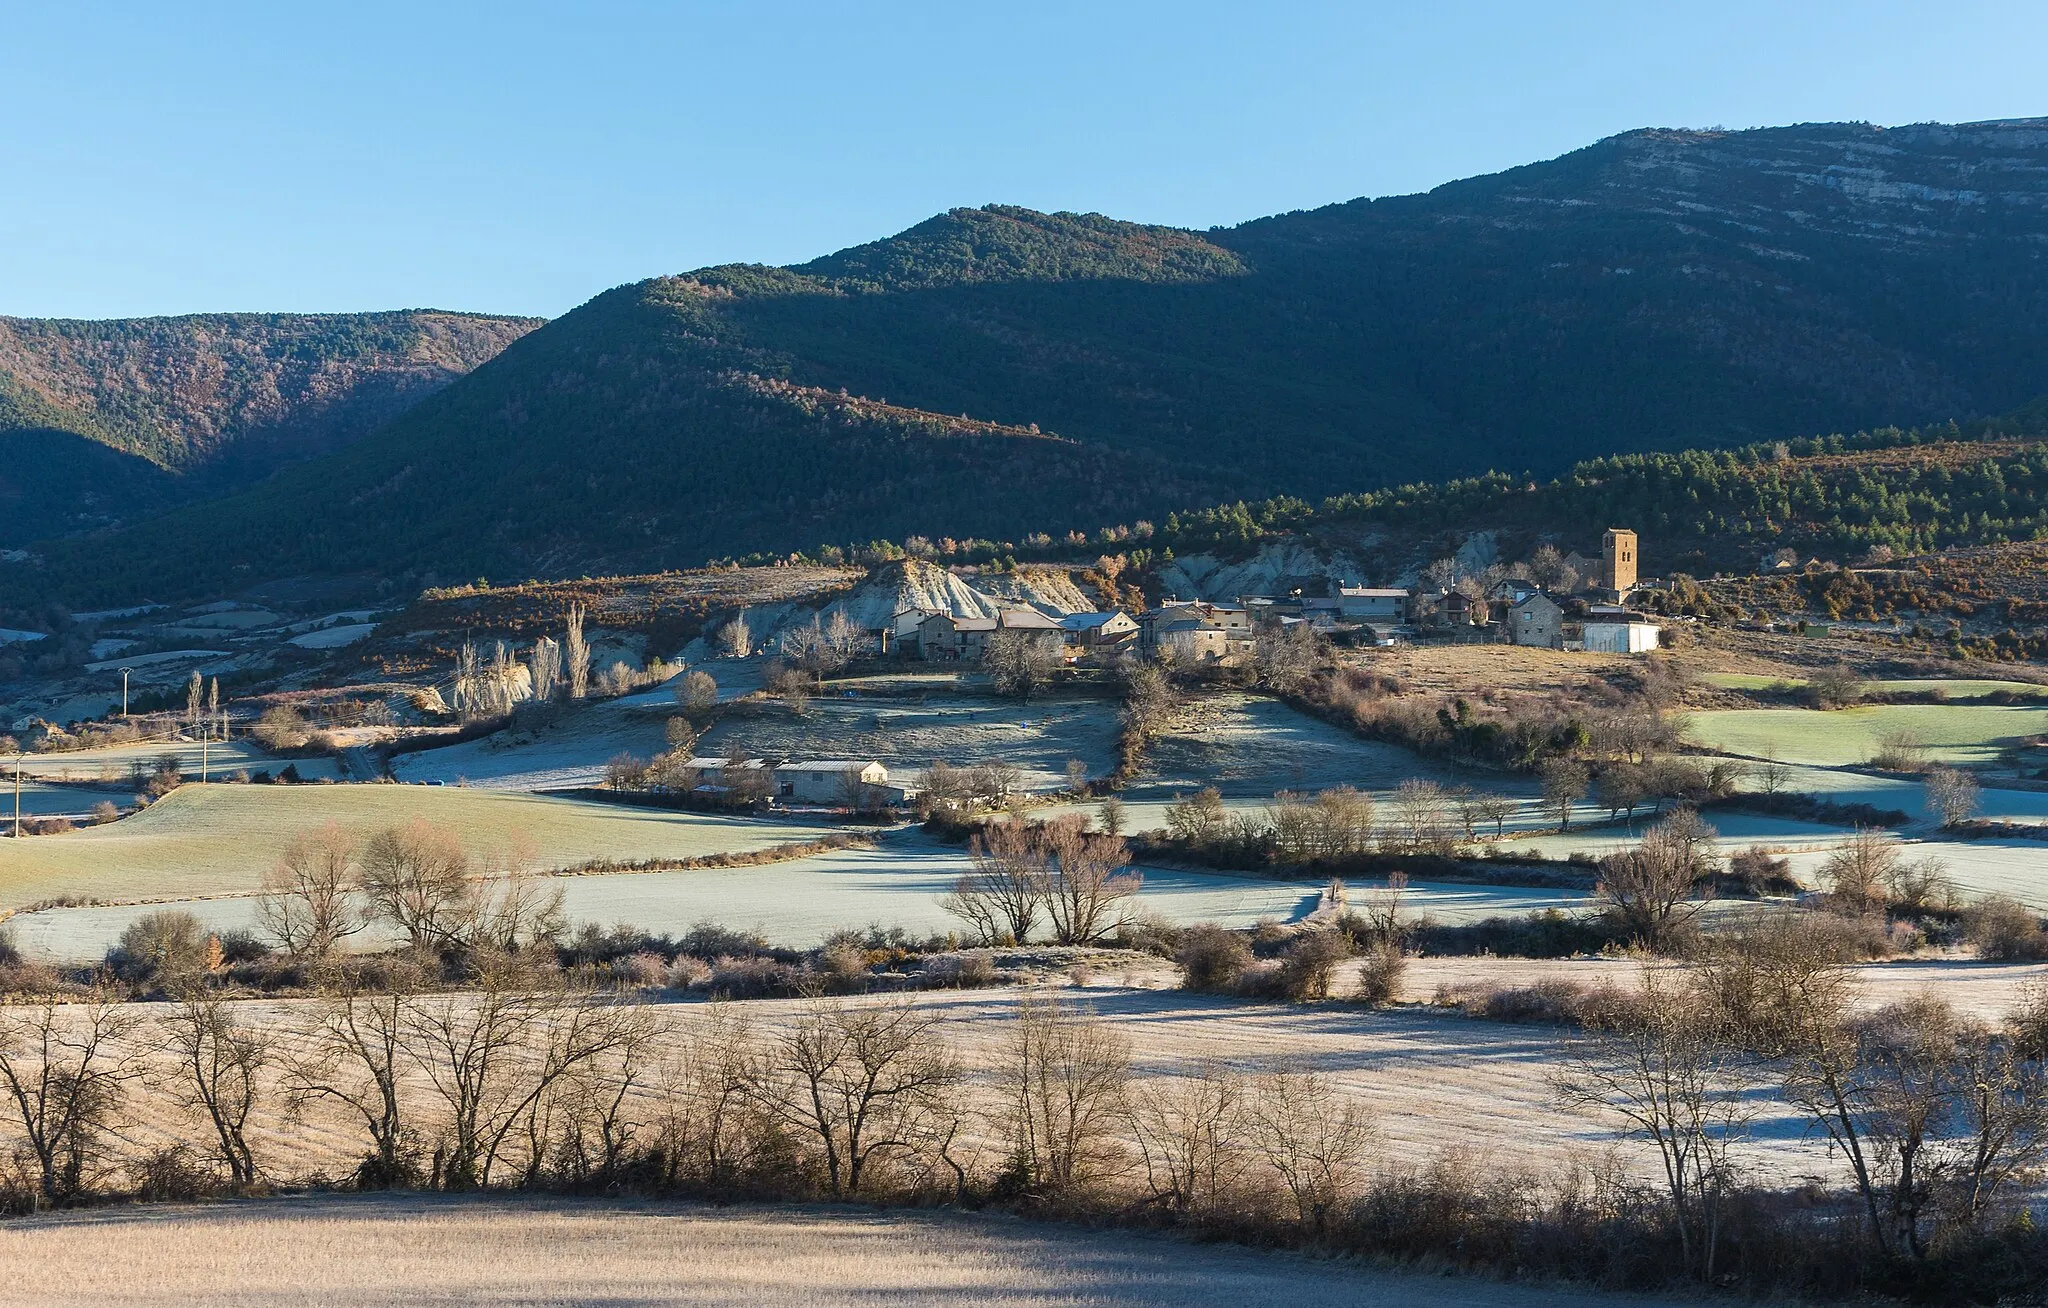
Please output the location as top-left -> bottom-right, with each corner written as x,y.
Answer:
5,1 -> 2044,320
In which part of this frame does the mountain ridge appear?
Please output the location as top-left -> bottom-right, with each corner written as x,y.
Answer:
12,116 -> 2048,604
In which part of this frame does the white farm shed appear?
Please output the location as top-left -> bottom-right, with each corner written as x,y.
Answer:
1582,620 -> 1661,654
774,760 -> 890,804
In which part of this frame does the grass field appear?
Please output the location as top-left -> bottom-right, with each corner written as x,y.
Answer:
0,784 -> 833,908
0,1195 -> 1691,1308
1686,703 -> 2048,767
4,827 -> 1589,960
13,737 -> 345,783
1702,673 -> 2048,698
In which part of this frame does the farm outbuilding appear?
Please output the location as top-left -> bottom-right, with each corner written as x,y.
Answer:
774,759 -> 891,805
1583,618 -> 1661,653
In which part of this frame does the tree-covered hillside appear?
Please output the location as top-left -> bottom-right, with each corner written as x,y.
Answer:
1144,409 -> 2048,574
15,118 -> 2048,601
0,310 -> 540,542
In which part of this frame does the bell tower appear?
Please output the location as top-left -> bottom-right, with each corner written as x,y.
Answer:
1602,528 -> 1638,597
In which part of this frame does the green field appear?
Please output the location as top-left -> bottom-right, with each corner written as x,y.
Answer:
0,784 -> 832,908
1703,673 -> 2048,700
1686,704 -> 2048,768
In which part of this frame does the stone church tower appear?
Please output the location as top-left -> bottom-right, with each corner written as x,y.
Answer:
1602,528 -> 1638,597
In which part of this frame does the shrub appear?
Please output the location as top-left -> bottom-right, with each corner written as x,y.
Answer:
1176,925 -> 1254,991
1804,663 -> 1865,709
134,1144 -> 221,1203
89,801 -> 121,825
107,910 -> 209,984
253,706 -> 311,751
1727,846 -> 1795,896
1407,909 -> 1630,958
1961,895 -> 2048,961
1454,979 -> 1628,1026
1803,909 -> 1905,960
610,951 -> 670,988
1274,930 -> 1352,1001
1356,942 -> 1407,1005
215,929 -> 272,965
664,955 -> 712,989
1868,729 -> 1928,772
924,951 -> 999,988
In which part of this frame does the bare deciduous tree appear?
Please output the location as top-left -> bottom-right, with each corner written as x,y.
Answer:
256,823 -> 364,959
360,820 -> 474,951
765,999 -> 958,1198
0,996 -> 139,1205
1244,1063 -> 1375,1233
941,820 -> 1048,946
1389,778 -> 1456,854
402,979 -> 645,1190
675,669 -> 718,711
1096,795 -> 1126,837
285,971 -> 425,1188
1039,816 -> 1140,945
1253,622 -> 1324,694
657,1005 -> 786,1189
1474,791 -> 1516,838
1595,806 -> 1715,950
1540,757 -> 1589,832
1820,827 -> 1899,915
1923,766 -> 1980,828
716,614 -> 751,660
530,636 -> 562,704
985,630 -> 1062,702
1558,969 -> 1759,1281
1127,1061 -> 1247,1215
160,990 -> 271,1189
1002,992 -> 1130,1196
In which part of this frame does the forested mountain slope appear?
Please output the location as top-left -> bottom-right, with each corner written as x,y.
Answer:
14,118 -> 2048,602
0,310 -> 540,542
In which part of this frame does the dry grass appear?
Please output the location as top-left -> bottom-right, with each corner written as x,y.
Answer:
0,1194 -> 1696,1308
32,986 -> 1864,1188
1346,644 -> 1635,698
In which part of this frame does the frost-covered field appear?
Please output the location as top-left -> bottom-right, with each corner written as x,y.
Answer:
1133,692 -> 1470,799
0,1195 -> 1695,1308
697,686 -> 1125,792
5,828 -> 1589,961
0,784 -> 834,909
13,737 -> 345,783
1686,703 -> 2048,767
0,779 -> 136,820
394,679 -> 1124,793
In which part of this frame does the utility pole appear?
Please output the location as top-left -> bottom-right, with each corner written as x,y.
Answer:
11,754 -> 20,840
120,667 -> 133,718
200,733 -> 209,784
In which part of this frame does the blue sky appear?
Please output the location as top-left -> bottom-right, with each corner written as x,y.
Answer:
4,1 -> 2044,319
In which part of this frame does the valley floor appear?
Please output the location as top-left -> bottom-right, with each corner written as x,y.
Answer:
0,1194 -> 1704,1308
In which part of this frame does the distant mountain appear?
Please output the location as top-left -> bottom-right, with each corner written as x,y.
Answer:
15,117 -> 2048,603
0,310 -> 540,542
